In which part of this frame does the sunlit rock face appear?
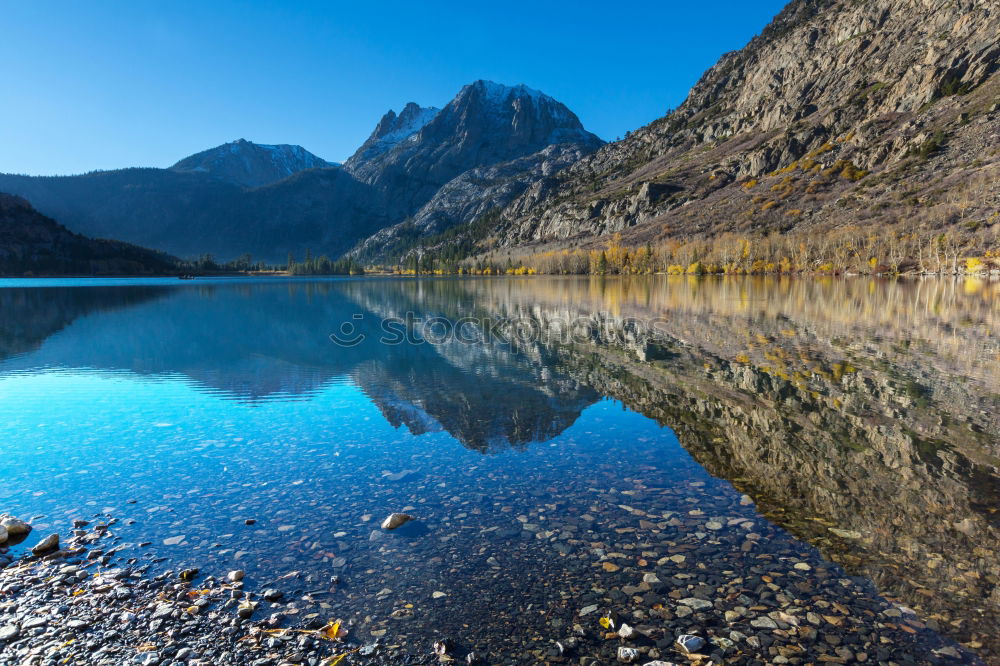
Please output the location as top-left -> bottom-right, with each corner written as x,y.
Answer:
496,0 -> 1000,253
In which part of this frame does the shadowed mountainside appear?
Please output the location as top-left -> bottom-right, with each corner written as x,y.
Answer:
0,194 -> 178,276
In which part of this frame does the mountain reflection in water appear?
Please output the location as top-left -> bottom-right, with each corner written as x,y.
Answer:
0,275 -> 997,656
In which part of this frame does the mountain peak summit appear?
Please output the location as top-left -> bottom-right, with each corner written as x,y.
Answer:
343,80 -> 602,220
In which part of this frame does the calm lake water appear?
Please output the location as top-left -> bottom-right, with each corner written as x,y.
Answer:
1,276 -> 997,663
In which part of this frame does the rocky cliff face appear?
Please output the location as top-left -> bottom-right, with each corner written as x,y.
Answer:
0,193 -> 177,275
170,139 -> 337,188
494,0 -> 1000,249
345,102 -> 440,168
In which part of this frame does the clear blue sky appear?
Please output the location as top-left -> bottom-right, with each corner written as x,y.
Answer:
1,0 -> 789,176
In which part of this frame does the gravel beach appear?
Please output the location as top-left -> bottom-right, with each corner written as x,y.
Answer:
0,512 -> 981,666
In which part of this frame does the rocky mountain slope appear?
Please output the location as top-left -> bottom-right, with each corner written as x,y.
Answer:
481,0 -> 1000,259
0,81 -> 602,263
0,193 -> 177,275
170,139 -> 337,187
349,142 -> 595,263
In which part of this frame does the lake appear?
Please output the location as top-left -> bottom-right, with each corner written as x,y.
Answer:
1,275 -> 997,664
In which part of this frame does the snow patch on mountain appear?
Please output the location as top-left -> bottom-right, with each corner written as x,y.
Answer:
376,105 -> 440,148
475,80 -> 545,104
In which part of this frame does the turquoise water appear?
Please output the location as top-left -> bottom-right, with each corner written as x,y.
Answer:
1,276 -> 995,660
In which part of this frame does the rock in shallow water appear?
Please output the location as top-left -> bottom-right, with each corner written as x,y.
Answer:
675,634 -> 706,654
617,647 -> 639,663
381,513 -> 413,530
237,601 -> 257,619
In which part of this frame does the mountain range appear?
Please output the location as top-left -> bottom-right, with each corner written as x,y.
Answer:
1,0 -> 998,271
0,81 -> 602,264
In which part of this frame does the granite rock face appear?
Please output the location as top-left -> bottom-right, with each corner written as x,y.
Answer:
349,143 -> 597,263
345,102 -> 440,168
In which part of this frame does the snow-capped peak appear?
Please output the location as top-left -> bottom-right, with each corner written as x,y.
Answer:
347,103 -> 440,165
373,103 -> 440,147
464,80 -> 549,105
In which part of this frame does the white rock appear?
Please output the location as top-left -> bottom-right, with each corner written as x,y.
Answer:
227,570 -> 245,583
675,634 -> 706,654
642,573 -> 661,584
618,623 -> 637,639
618,647 -> 640,663
381,513 -> 413,530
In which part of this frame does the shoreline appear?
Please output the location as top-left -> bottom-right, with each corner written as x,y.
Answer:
0,517 -> 371,666
0,512 -> 984,666
1,271 -> 999,281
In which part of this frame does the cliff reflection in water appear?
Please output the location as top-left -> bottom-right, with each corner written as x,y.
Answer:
416,275 -> 1000,655
1,276 -> 998,653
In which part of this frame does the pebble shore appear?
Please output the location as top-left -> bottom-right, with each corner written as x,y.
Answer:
0,511 -> 984,666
